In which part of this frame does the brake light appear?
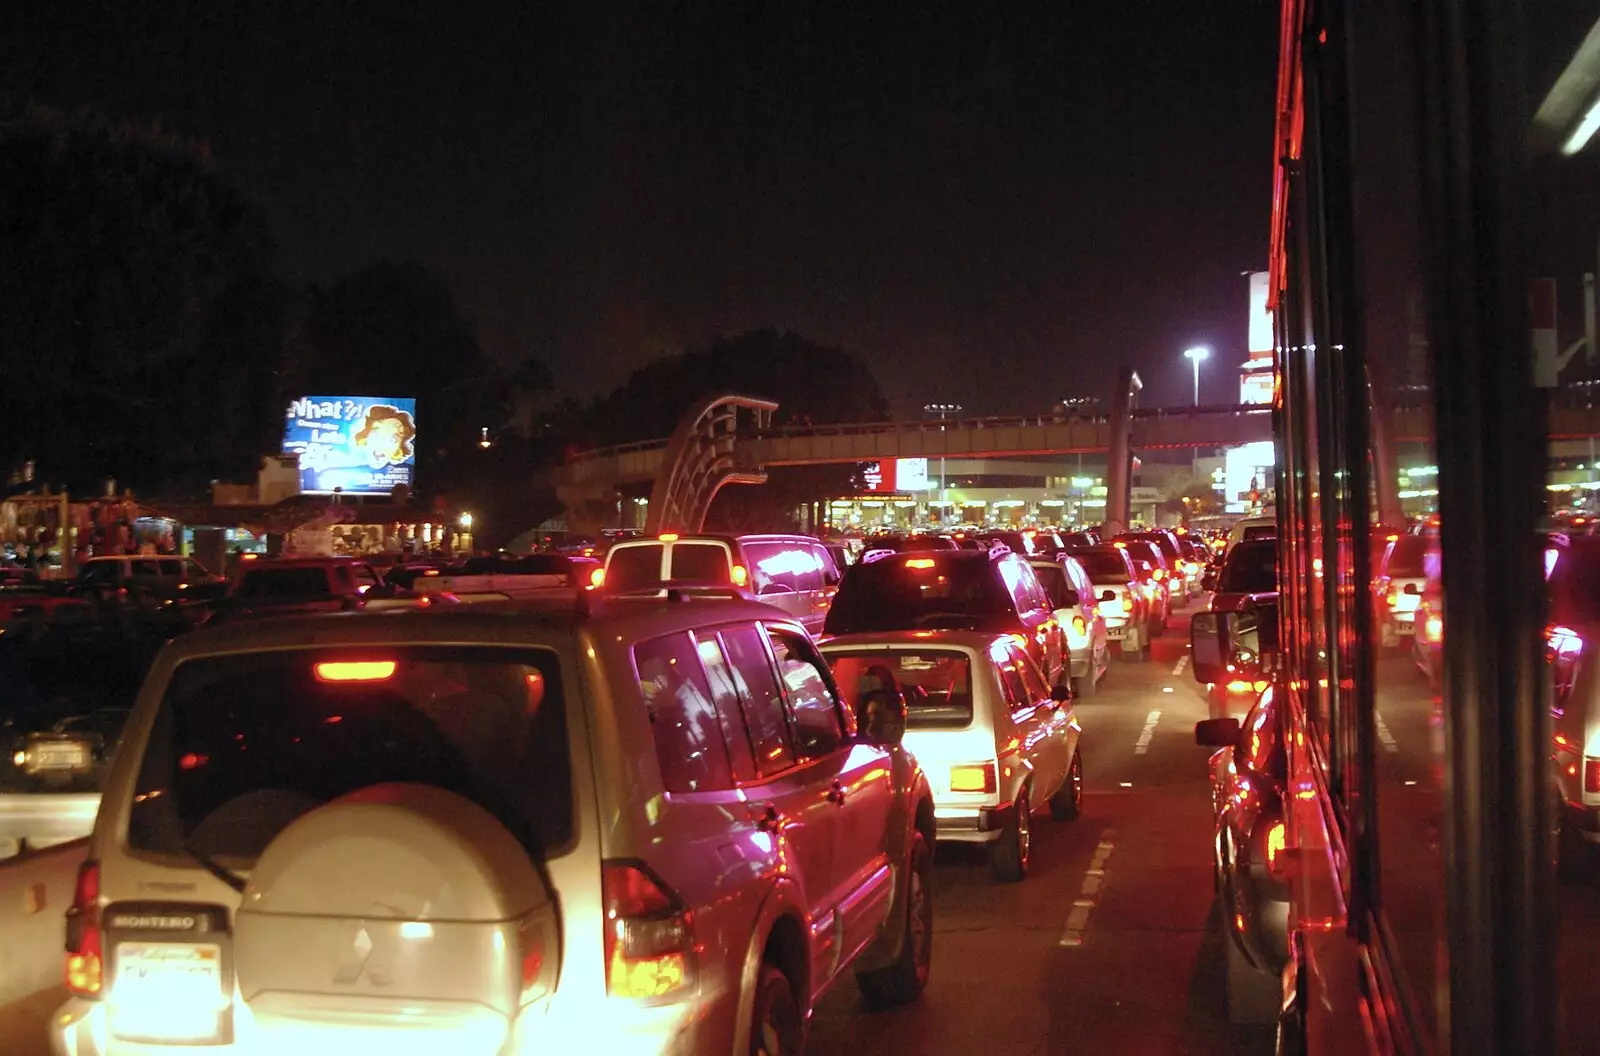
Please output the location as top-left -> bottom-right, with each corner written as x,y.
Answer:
905,558 -> 936,569
1121,592 -> 1134,614
1385,585 -> 1399,608
1226,680 -> 1270,694
659,533 -> 680,542
602,861 -> 694,998
314,660 -> 397,682
64,860 -> 102,997
1152,569 -> 1166,581
1112,541 -> 1127,549
1265,820 -> 1286,868
1423,612 -> 1443,644
1586,760 -> 1600,795
950,763 -> 998,793
1071,614 -> 1087,638
589,567 -> 606,589
1009,632 -> 1030,650
731,564 -> 749,587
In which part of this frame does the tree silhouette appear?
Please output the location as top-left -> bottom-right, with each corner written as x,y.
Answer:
0,106 -> 287,494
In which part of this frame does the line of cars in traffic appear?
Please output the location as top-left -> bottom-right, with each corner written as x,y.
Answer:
15,523 -> 1217,1055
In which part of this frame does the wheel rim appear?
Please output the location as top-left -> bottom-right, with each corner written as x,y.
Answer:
1017,793 -> 1031,863
908,861 -> 932,979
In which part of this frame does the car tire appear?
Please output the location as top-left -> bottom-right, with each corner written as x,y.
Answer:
989,786 -> 1031,883
1224,921 -> 1281,1025
1050,751 -> 1083,821
1553,794 -> 1590,885
856,829 -> 933,1008
750,963 -> 804,1056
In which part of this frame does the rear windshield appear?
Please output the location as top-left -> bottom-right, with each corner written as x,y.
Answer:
605,542 -> 730,592
1218,540 -> 1279,595
1069,550 -> 1132,582
1549,540 -> 1600,623
236,567 -> 330,599
1384,537 -> 1428,578
825,558 -> 1011,634
128,647 -> 570,861
1119,541 -> 1164,569
1030,563 -> 1073,608
1242,525 -> 1276,541
826,650 -> 975,729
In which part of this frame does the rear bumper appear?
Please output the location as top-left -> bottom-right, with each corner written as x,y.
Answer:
932,801 -> 1014,844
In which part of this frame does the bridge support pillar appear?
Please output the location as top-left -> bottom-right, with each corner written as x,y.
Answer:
1104,367 -> 1143,534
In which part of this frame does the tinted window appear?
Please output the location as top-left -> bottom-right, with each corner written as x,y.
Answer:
1120,541 -> 1165,570
130,559 -> 163,577
1218,540 -> 1280,595
128,647 -> 570,859
236,567 -> 332,599
1242,525 -> 1276,541
604,544 -> 665,592
767,630 -> 843,758
827,649 -> 974,729
1549,541 -> 1600,623
997,650 -> 1032,712
668,542 -> 731,584
813,544 -> 841,587
78,562 -> 118,586
1383,537 -> 1428,578
695,631 -> 760,780
825,556 -> 1013,635
1031,563 -> 1073,608
719,624 -> 796,776
1011,644 -> 1053,701
1069,549 -> 1133,581
351,565 -> 381,590
1241,688 -> 1286,780
634,632 -> 734,793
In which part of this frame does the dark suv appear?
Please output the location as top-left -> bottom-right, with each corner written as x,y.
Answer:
824,548 -> 1066,686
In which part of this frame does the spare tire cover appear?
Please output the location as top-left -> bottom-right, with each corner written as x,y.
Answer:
234,783 -> 555,1040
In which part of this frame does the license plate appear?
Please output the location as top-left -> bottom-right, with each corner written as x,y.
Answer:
115,943 -> 222,1002
32,743 -> 88,770
1106,626 -> 1126,640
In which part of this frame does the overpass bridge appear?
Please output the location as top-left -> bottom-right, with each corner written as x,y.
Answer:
551,389 -> 1600,534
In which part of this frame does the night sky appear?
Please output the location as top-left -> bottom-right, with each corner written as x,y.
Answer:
4,2 -> 1278,417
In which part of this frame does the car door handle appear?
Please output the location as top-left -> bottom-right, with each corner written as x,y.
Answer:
827,781 -> 847,805
756,806 -> 786,834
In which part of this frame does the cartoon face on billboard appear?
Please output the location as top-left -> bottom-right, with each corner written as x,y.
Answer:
283,396 -> 418,495
352,404 -> 417,468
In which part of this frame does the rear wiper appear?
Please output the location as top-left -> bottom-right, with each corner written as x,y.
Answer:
183,841 -> 247,893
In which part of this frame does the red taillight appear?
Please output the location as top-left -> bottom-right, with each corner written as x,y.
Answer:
1586,760 -> 1600,795
1071,614 -> 1087,638
64,860 -> 102,997
589,567 -> 606,589
730,564 -> 749,587
1423,612 -> 1443,644
1385,585 -> 1399,608
950,763 -> 998,793
1120,592 -> 1134,615
601,861 -> 694,999
314,660 -> 396,682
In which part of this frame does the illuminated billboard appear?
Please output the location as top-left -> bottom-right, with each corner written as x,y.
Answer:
283,396 -> 418,496
862,458 -> 932,492
1247,271 -> 1274,361
1223,440 -> 1277,513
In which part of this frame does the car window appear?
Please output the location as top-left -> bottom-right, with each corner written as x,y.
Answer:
827,649 -> 974,729
236,567 -> 332,599
997,556 -> 1034,614
130,559 -> 162,577
1218,540 -> 1280,595
184,558 -> 208,579
996,650 -> 1033,712
352,565 -> 381,590
1011,644 -> 1052,702
78,562 -> 118,585
1064,558 -> 1093,597
693,630 -> 760,780
604,544 -> 665,592
128,646 -> 571,860
812,543 -> 841,587
718,623 -> 797,776
745,542 -> 817,595
633,632 -> 734,793
1031,563 -> 1072,609
1242,688 -> 1285,779
824,555 -> 1012,634
1070,549 -> 1133,582
767,629 -> 845,759
666,542 -> 731,584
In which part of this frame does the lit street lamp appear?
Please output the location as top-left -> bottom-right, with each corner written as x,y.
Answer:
1182,347 -> 1210,482
1182,346 -> 1210,407
924,403 -> 963,524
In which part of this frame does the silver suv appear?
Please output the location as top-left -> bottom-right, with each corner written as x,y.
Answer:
52,594 -> 935,1055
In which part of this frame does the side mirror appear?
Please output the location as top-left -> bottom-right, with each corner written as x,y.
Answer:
1100,589 -> 1117,603
1195,717 -> 1242,748
855,688 -> 907,748
1050,683 -> 1073,703
1191,612 -> 1225,683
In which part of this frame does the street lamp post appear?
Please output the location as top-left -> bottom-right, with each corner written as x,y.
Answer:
1183,347 -> 1210,482
924,403 -> 962,525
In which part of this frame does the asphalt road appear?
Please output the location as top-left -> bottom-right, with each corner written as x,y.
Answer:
808,598 -> 1277,1056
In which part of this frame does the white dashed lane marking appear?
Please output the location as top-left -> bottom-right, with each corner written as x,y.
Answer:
1133,710 -> 1162,755
1172,656 -> 1190,677
1375,712 -> 1399,753
1060,834 -> 1115,947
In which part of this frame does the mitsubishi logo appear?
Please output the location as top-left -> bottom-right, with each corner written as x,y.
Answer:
332,926 -> 391,987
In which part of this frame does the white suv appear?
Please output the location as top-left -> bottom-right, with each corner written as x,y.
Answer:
52,594 -> 935,1054
820,630 -> 1084,882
